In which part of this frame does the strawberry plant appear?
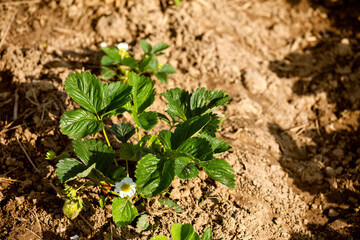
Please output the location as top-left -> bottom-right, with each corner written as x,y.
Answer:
55,70 -> 235,227
100,41 -> 176,83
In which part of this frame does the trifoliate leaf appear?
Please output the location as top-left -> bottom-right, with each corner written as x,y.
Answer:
152,43 -> 169,54
60,109 -> 104,140
64,72 -> 104,114
174,157 -> 199,180
199,133 -> 231,155
140,40 -> 152,53
154,72 -> 168,84
128,72 -> 155,114
158,199 -> 183,211
72,139 -> 115,172
63,197 -> 84,220
111,122 -> 136,143
134,111 -> 158,131
112,198 -> 138,227
158,64 -> 176,74
171,223 -> 200,240
136,214 -> 150,231
101,66 -> 116,79
171,115 -> 211,149
162,88 -> 190,121
56,158 -> 87,183
135,154 -> 175,198
199,159 -> 235,189
201,114 -> 220,136
177,138 -> 213,161
158,130 -> 172,150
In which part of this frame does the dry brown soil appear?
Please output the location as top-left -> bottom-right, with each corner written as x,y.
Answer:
1,0 -> 360,239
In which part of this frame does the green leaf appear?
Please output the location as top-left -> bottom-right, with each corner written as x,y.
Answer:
99,195 -> 106,209
159,64 -> 176,74
140,40 -> 152,53
56,158 -> 87,183
158,130 -> 172,150
135,154 -> 175,198
199,134 -> 231,155
157,113 -> 171,125
101,66 -> 116,79
63,198 -> 84,220
72,139 -> 115,172
111,122 -> 136,143
135,111 -> 158,131
158,199 -> 183,211
171,223 -> 200,240
102,47 -> 122,63
162,88 -> 190,121
122,57 -> 138,69
201,114 -> 220,136
45,150 -> 57,160
148,135 -> 162,153
155,72 -> 168,84
60,109 -> 103,140
136,214 -> 150,231
112,198 -> 138,227
177,138 -> 213,161
64,72 -> 104,114
106,165 -> 127,181
100,55 -> 116,66
190,88 -> 231,117
199,159 -> 235,189
152,43 -> 169,54
150,237 -> 170,240
200,228 -> 212,240
119,142 -> 149,162
171,115 -> 212,149
128,72 -> 155,114
101,81 -> 132,118
174,157 -> 199,180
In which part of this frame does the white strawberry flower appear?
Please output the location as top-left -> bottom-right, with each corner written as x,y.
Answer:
114,177 -> 136,198
117,42 -> 129,52
100,42 -> 107,48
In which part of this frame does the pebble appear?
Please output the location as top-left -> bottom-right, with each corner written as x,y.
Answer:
325,166 -> 336,177
328,209 -> 339,217
355,159 -> 360,166
335,166 -> 343,175
333,148 -> 344,158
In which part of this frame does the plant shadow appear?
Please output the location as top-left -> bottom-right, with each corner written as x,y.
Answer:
268,0 -> 360,238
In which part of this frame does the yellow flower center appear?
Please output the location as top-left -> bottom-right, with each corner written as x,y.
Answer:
121,183 -> 131,192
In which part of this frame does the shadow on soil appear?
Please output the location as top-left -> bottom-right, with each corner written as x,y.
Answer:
269,0 -> 360,239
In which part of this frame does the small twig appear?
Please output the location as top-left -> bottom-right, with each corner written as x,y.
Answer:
16,138 -> 40,173
79,214 -> 93,229
0,0 -> 41,5
31,210 -> 42,234
0,10 -> 18,50
13,88 -> 19,120
24,228 -> 42,239
0,177 -> 20,182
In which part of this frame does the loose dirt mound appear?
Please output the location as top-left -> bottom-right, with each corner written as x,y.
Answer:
1,0 -> 359,239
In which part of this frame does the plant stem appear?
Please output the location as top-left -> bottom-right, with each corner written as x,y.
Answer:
126,160 -> 129,177
136,125 -> 141,141
102,127 -> 118,166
